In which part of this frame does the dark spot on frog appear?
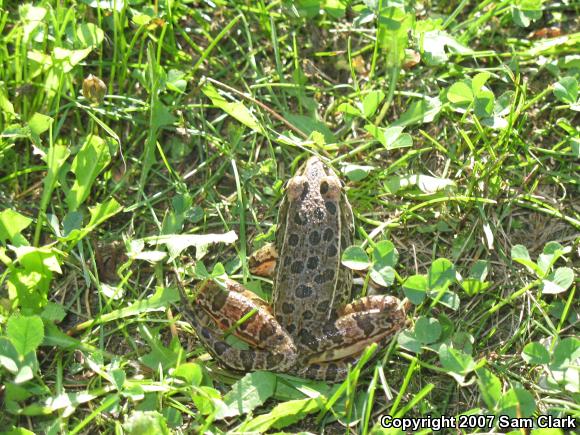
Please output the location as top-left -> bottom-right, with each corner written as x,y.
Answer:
211,289 -> 229,312
294,212 -> 303,225
326,363 -> 338,379
341,234 -> 348,248
314,269 -> 334,284
303,310 -> 313,320
356,315 -> 376,336
295,284 -> 313,298
240,350 -> 256,369
288,233 -> 299,246
314,207 -> 325,220
201,327 -> 212,340
300,181 -> 309,200
267,353 -> 283,367
287,324 -> 296,334
290,260 -> 304,274
282,302 -> 294,314
309,231 -> 321,245
298,328 -> 317,348
326,243 -> 338,257
259,322 -> 276,342
323,227 -> 334,241
320,180 -> 329,195
325,201 -> 337,215
316,300 -> 329,312
307,256 -> 318,269
322,322 -> 339,337
214,341 -> 228,355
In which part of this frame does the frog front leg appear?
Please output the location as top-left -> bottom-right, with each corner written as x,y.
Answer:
181,278 -> 298,372
292,295 -> 407,380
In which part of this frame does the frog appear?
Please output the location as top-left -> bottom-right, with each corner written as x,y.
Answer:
180,156 -> 406,381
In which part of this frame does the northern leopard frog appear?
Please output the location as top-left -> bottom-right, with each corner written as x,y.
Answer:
181,157 -> 406,381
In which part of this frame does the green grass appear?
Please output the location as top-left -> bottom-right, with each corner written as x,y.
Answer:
0,0 -> 579,433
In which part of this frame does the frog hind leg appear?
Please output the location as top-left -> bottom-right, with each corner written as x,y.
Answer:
294,295 -> 407,378
190,309 -> 297,372
180,278 -> 297,372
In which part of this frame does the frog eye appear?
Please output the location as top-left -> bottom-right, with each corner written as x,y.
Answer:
287,175 -> 308,202
319,176 -> 341,200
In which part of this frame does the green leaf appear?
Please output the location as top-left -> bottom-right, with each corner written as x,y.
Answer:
285,113 -> 335,143
461,278 -> 490,296
86,198 -> 122,230
151,102 -> 177,131
0,87 -> 16,118
123,411 -> 170,435
7,314 -> 44,356
76,22 -> 104,48
370,263 -> 395,287
239,397 -> 321,432
166,69 -> 187,94
511,244 -> 543,276
217,371 -> 276,419
201,82 -> 264,134
173,363 -> 203,386
472,72 -> 491,92
362,90 -> 385,118
551,337 -> 580,370
148,231 -> 238,261
474,90 -> 495,118
537,241 -> 569,275
397,330 -> 423,353
391,97 -> 442,127
372,240 -> 398,266
497,387 -> 536,418
63,199 -> 123,244
428,258 -> 455,292
53,47 -> 93,72
414,317 -> 441,344
7,270 -> 48,311
28,113 -> 53,136
402,274 -> 428,304
42,143 -> 71,203
140,327 -> 182,372
0,337 -> 20,373
554,77 -> 578,104
439,344 -> 475,384
451,331 -> 474,354
66,135 -> 112,210
542,267 -> 574,294
447,81 -> 473,104
434,290 -> 460,310
336,102 -> 362,117
97,287 -> 180,325
341,246 -> 370,271
511,0 -> 543,28
522,341 -> 550,365
0,209 -> 32,245
20,4 -> 47,41
7,246 -> 61,311
40,302 -> 67,322
340,163 -> 374,182
475,367 -> 502,410
369,240 -> 398,287
420,30 -> 472,66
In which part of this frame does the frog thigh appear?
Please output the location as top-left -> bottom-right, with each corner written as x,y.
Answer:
299,295 -> 407,363
189,309 -> 297,372
180,279 -> 297,371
